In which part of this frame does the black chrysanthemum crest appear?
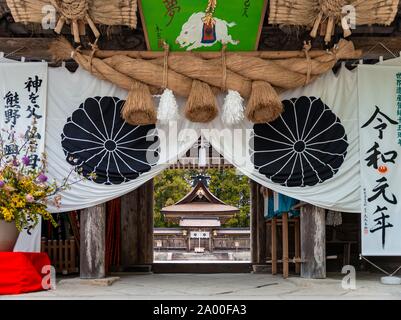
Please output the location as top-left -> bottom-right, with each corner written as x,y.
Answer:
250,96 -> 348,187
61,96 -> 160,185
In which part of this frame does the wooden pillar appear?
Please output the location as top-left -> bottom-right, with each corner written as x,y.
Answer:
256,184 -> 266,264
294,217 -> 301,274
271,218 -> 277,275
250,180 -> 258,265
80,203 -> 106,279
300,204 -> 326,279
282,212 -> 289,278
120,179 -> 154,270
121,187 -> 139,266
137,179 -> 154,265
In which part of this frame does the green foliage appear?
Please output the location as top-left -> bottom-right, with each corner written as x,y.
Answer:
153,169 -> 192,228
207,169 -> 250,228
153,168 -> 250,228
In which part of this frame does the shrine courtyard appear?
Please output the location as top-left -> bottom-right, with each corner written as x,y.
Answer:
2,273 -> 401,300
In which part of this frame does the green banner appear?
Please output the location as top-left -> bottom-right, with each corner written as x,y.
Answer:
139,0 -> 267,51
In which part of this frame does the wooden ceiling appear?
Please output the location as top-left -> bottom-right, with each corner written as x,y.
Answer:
1,0 -> 401,62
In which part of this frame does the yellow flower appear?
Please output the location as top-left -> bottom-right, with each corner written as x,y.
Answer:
1,207 -> 14,221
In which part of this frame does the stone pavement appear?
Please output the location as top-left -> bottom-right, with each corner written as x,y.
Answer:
1,272 -> 401,300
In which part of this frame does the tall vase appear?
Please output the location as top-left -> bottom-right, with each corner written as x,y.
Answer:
0,220 -> 19,252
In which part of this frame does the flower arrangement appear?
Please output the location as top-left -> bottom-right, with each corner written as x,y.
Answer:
0,117 -> 85,232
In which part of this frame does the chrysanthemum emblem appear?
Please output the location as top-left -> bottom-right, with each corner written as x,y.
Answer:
61,96 -> 160,185
250,96 -> 348,187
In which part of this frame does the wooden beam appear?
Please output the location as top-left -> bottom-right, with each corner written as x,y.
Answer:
352,36 -> 401,60
300,204 -> 326,279
0,38 -> 55,61
80,203 -> 106,279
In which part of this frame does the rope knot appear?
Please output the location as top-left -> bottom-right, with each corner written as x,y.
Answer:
71,45 -> 82,59
318,0 -> 346,19
51,0 -> 89,21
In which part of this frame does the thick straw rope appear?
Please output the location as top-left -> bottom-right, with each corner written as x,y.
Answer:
49,37 -> 361,123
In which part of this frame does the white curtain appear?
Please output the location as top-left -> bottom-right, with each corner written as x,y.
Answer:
3,62 -> 362,251
41,64 -> 360,213
205,65 -> 360,213
46,66 -> 203,212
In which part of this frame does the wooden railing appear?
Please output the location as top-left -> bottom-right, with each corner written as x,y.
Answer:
41,239 -> 78,274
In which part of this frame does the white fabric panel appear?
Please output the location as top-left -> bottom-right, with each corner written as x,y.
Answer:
204,66 -> 360,212
46,66 -> 202,213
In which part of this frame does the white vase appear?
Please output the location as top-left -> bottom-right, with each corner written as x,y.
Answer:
0,220 -> 19,252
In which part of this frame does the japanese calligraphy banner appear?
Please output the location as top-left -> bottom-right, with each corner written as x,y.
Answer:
0,61 -> 47,253
359,65 -> 401,256
0,62 -> 47,162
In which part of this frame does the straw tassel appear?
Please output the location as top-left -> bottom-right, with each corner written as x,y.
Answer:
245,81 -> 283,123
184,80 -> 218,123
324,16 -> 335,44
121,81 -> 157,125
157,88 -> 179,125
310,12 -> 323,38
222,90 -> 245,126
157,41 -> 178,124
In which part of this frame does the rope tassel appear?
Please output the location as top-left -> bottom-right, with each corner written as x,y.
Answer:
184,80 -> 218,123
157,41 -> 179,125
121,81 -> 157,126
157,88 -> 179,125
245,81 -> 283,123
222,90 -> 244,126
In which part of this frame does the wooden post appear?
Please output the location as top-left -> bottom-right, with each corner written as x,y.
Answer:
282,212 -> 289,278
271,217 -> 277,275
300,204 -> 326,279
250,180 -> 258,265
256,184 -> 266,264
294,217 -> 301,274
80,203 -> 106,279
137,179 -> 154,265
120,179 -> 154,270
121,188 -> 139,266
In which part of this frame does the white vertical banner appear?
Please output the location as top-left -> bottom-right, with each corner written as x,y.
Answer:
0,62 -> 48,252
358,65 -> 401,256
